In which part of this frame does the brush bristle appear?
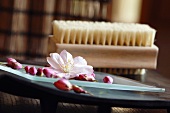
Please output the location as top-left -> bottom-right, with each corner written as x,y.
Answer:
51,20 -> 156,75
53,20 -> 156,46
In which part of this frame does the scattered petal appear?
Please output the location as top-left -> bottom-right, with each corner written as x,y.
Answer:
54,78 -> 73,91
36,68 -> 43,76
72,85 -> 87,93
29,67 -> 37,75
43,68 -> 55,78
72,85 -> 93,95
103,76 -> 113,84
76,74 -> 96,81
12,62 -> 22,70
7,58 -> 17,67
25,66 -> 30,73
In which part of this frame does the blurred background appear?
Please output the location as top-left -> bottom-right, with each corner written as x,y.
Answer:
0,0 -> 170,78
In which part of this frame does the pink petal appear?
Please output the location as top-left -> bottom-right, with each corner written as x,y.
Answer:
60,50 -> 73,63
54,78 -> 72,91
29,67 -> 37,75
103,76 -> 113,84
50,53 -> 64,65
77,74 -> 96,81
12,62 -> 22,70
56,73 -> 70,79
7,58 -> 17,66
55,73 -> 77,79
43,67 -> 63,74
71,64 -> 93,75
47,57 -> 61,70
25,66 -> 30,73
69,73 -> 79,79
43,68 -> 55,78
36,68 -> 43,76
74,56 -> 87,65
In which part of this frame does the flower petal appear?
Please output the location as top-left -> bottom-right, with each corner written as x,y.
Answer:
47,57 -> 61,70
74,56 -> 87,65
70,64 -> 93,75
60,50 -> 73,63
56,73 -> 71,79
50,53 -> 64,65
43,67 -> 63,74
55,73 -> 66,78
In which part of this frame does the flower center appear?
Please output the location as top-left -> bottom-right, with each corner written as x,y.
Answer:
63,59 -> 73,73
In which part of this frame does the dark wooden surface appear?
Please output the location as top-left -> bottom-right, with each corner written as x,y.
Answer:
0,61 -> 170,113
0,91 -> 168,113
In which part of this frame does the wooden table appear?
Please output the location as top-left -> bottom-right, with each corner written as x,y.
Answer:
0,61 -> 170,113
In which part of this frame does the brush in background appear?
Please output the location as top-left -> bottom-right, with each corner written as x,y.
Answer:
52,20 -> 156,46
48,20 -> 158,76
